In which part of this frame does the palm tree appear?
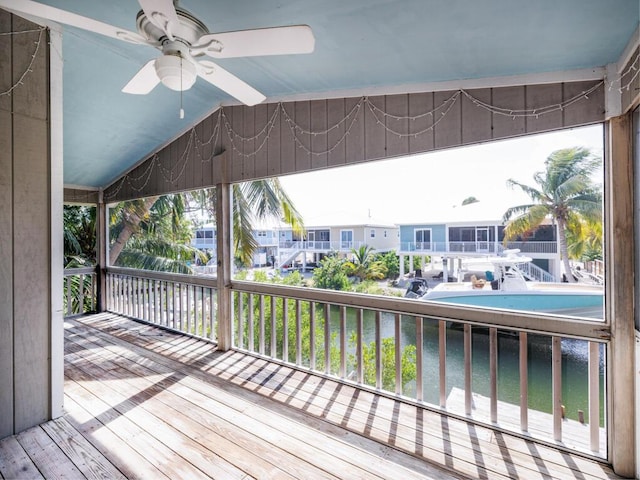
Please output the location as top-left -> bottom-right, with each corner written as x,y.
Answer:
566,217 -> 603,262
195,179 -> 305,266
110,194 -> 206,273
64,205 -> 96,267
109,178 -> 304,270
344,245 -> 387,281
503,147 -> 602,283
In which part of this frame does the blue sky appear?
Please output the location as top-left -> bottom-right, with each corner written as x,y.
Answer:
278,124 -> 604,226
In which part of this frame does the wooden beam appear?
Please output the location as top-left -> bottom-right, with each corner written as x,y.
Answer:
606,113 -> 635,477
216,153 -> 232,350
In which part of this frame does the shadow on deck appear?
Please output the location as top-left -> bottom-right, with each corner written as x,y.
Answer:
0,313 -> 623,479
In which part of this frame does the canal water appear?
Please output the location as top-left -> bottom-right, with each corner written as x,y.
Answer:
330,308 -> 605,425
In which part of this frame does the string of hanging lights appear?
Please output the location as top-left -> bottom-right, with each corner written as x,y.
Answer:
0,27 -> 46,97
105,80 -> 606,199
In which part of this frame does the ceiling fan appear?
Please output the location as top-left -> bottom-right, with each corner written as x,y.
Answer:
0,0 -> 315,107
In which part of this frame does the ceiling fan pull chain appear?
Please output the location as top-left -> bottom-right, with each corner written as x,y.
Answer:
180,55 -> 185,119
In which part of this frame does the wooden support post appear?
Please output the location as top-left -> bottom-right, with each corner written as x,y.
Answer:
216,181 -> 233,350
606,113 -> 635,477
96,192 -> 108,312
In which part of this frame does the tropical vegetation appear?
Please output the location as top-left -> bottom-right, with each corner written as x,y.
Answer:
104,178 -> 304,272
63,205 -> 96,267
241,267 -> 417,392
503,147 -> 602,281
343,245 -> 387,281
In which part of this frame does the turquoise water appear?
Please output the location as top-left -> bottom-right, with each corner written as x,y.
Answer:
329,308 -> 605,425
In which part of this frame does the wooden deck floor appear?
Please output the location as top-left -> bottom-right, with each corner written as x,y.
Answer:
0,313 -> 624,480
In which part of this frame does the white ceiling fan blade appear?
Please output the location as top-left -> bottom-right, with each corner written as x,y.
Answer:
0,0 -> 146,44
138,0 -> 180,40
197,60 -> 265,106
196,25 -> 315,59
122,60 -> 160,95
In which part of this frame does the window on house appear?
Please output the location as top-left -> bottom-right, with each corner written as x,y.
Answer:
415,229 -> 431,250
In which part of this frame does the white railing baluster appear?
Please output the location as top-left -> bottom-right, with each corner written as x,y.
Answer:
490,327 -> 498,423
247,294 -> 254,351
127,276 -> 132,316
339,306 -> 347,378
114,275 -> 120,313
176,283 -> 181,330
464,324 -> 472,415
520,332 -> 528,432
66,276 -> 72,316
439,320 -> 446,408
552,336 -> 562,442
271,296 -> 277,357
200,286 -> 206,337
131,276 -> 136,317
295,300 -> 302,365
259,295 -> 265,355
395,313 -> 402,395
375,311 -> 382,389
283,298 -> 289,361
356,309 -> 364,384
324,304 -> 331,374
237,291 -> 244,349
210,288 -> 216,342
309,301 -> 316,370
78,274 -> 85,314
186,284 -> 192,334
416,316 -> 423,402
589,341 -> 600,453
167,282 -> 173,328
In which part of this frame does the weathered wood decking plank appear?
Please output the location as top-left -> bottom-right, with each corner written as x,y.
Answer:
15,423 -> 83,479
1,313 -> 623,480
64,348 -> 336,479
208,346 -> 616,480
40,417 -> 127,480
0,434 -> 44,480
62,394 -> 171,480
73,313 -> 620,480
65,316 -> 452,480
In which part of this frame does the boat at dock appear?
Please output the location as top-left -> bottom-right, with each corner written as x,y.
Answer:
408,251 -> 604,319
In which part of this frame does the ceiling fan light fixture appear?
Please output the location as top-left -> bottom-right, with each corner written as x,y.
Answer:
155,54 -> 197,91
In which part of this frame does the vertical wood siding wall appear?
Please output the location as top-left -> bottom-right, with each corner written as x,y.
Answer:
0,12 -> 52,438
105,81 -> 605,202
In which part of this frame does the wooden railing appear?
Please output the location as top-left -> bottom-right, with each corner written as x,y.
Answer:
63,267 -> 98,317
105,267 -> 218,343
230,280 -> 609,459
100,267 -> 609,459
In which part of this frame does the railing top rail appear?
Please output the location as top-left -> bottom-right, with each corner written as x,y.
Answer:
231,280 -> 609,341
106,266 -> 218,288
64,266 -> 97,275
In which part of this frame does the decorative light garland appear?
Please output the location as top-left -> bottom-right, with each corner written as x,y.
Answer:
462,81 -> 604,119
105,80 -> 605,200
1,25 -> 633,200
608,49 -> 640,93
0,27 -> 46,97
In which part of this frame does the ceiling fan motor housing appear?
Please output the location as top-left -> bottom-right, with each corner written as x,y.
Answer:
154,50 -> 197,91
135,6 -> 209,46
